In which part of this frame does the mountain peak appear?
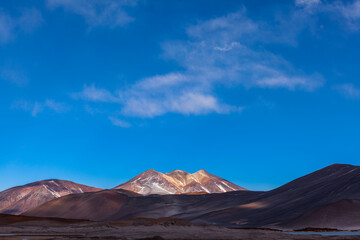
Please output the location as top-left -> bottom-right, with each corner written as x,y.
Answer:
169,169 -> 187,173
115,169 -> 246,195
143,169 -> 160,174
0,179 -> 101,215
194,169 -> 210,175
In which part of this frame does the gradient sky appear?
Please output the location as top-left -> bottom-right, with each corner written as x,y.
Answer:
1,0 -> 360,191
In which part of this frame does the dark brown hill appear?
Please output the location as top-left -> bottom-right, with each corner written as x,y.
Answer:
283,199 -> 360,230
197,164 -> 360,229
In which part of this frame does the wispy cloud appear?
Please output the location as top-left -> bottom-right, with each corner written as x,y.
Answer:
74,79 -> 238,118
0,68 -> 29,86
47,0 -> 136,28
295,0 -> 321,7
121,90 -> 238,118
12,99 -> 70,116
118,8 -> 325,118
0,8 -> 43,44
119,73 -> 239,117
334,0 -> 360,30
72,84 -> 120,102
162,10 -> 324,91
73,8 -> 325,121
295,0 -> 360,31
335,83 -> 360,99
108,117 -> 131,128
44,99 -> 70,113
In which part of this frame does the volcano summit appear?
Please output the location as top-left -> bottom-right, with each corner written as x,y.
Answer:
114,169 -> 245,195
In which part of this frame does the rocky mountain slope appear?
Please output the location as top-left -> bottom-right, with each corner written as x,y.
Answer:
114,169 -> 245,195
0,179 -> 101,214
25,164 -> 360,230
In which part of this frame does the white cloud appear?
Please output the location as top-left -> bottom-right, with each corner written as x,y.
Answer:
296,0 -> 321,7
12,99 -> 70,116
72,84 -> 120,102
255,74 -> 323,91
108,117 -> 131,128
294,0 -> 360,31
44,99 -> 70,113
121,91 -> 237,118
74,9 -> 324,120
162,10 -> 324,91
0,8 -> 43,44
74,78 -> 237,118
116,9 -> 323,118
47,0 -> 136,28
335,83 -> 360,99
214,42 -> 241,52
334,0 -> 360,30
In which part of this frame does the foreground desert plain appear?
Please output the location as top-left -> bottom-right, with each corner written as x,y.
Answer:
0,215 -> 360,240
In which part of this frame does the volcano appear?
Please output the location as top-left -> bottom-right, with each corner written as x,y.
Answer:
114,169 -> 245,195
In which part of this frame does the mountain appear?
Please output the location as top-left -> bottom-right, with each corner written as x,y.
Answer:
0,179 -> 101,215
195,163 -> 360,229
114,169 -> 246,195
24,164 -> 360,230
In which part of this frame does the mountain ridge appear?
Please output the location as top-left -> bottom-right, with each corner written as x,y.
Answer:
0,179 -> 101,215
24,163 -> 360,230
114,169 -> 246,195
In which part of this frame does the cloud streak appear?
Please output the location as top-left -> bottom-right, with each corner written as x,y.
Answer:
72,84 -> 120,103
47,0 -> 136,28
0,8 -> 43,44
335,83 -> 360,99
295,0 -> 360,31
12,99 -> 70,116
0,68 -> 29,86
108,117 -> 131,128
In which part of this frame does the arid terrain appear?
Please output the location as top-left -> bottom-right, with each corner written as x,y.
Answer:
0,214 -> 359,240
1,164 -> 360,239
21,164 -> 360,230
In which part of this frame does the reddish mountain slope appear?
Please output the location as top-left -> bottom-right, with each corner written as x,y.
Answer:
114,169 -> 245,195
0,179 -> 101,215
25,189 -> 139,221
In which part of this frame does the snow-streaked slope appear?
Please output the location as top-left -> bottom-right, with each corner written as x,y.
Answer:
0,179 -> 101,215
114,169 -> 246,195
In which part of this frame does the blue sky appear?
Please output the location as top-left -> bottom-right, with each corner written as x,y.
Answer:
1,0 -> 360,191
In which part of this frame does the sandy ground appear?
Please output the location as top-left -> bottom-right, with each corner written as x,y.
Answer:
0,222 -> 360,240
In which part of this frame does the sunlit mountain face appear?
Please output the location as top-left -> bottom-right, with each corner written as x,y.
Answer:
114,169 -> 246,195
